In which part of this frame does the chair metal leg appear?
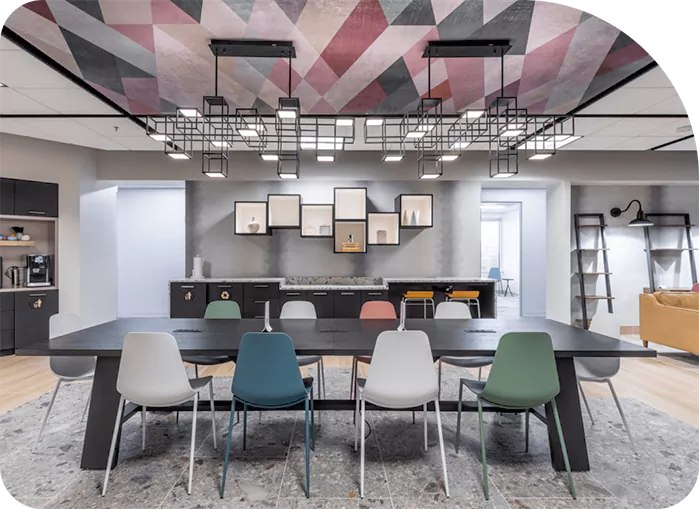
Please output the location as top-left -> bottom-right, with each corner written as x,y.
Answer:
141,405 -> 147,451
437,360 -> 442,399
360,397 -> 366,498
578,381 -> 595,425
354,391 -> 360,452
423,403 -> 428,452
430,299 -> 435,318
455,382 -> 463,453
423,299 -> 427,318
350,357 -> 357,400
101,395 -> 125,496
37,379 -> 61,444
607,380 -> 636,453
242,404 -> 248,451
81,388 -> 91,423
477,398 -> 489,500
208,381 -> 217,450
318,358 -> 325,425
188,392 -> 199,495
525,409 -> 530,453
434,399 -> 450,498
478,367 -> 482,381
319,357 -> 326,399
304,394 -> 311,498
220,398 -> 236,498
551,399 -> 576,499
310,390 -> 316,451
475,299 -> 481,318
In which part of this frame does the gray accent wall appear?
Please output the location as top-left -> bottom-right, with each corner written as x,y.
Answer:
186,180 -> 481,278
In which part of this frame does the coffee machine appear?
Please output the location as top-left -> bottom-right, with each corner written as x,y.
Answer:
26,254 -> 52,287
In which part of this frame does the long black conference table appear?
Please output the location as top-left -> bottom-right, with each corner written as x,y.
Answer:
17,317 -> 655,473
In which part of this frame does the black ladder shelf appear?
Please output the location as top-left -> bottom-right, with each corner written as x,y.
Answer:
643,213 -> 698,293
573,213 -> 614,329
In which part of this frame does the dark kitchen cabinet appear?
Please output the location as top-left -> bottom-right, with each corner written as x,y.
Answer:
207,283 -> 243,306
0,293 -> 15,352
333,290 -> 361,318
13,289 -> 58,349
361,290 -> 388,304
308,290 -> 334,318
0,178 -> 15,215
170,283 -> 207,318
243,298 -> 279,319
243,282 -> 280,300
280,289 -> 307,306
14,180 -> 59,218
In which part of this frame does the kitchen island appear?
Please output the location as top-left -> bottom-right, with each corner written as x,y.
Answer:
170,277 -> 497,319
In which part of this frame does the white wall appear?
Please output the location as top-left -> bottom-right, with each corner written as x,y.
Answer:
572,185 -> 699,326
546,182 -> 572,324
117,187 -> 185,317
482,188 -> 547,316
0,134 -> 93,318
79,183 -> 118,327
500,206 -> 521,295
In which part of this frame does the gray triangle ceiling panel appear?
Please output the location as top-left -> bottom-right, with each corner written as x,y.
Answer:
170,0 -> 204,23
60,28 -> 125,95
391,0 -> 436,26
65,0 -> 104,23
274,0 -> 308,24
467,0 -> 536,55
223,0 -> 255,23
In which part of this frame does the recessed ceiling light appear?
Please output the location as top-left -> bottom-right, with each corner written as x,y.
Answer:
149,133 -> 170,142
438,154 -> 459,161
366,118 -> 384,126
261,154 -> 279,161
416,123 -> 434,132
419,174 -> 440,179
277,109 -> 297,119
205,172 -> 226,178
178,108 -> 201,118
555,135 -> 582,148
300,142 -> 316,150
211,140 -> 232,148
279,173 -> 298,179
168,153 -> 191,160
450,141 -> 471,149
317,155 -> 334,162
237,129 -> 259,137
336,118 -> 354,127
405,131 -> 426,139
491,173 -> 515,179
461,110 -> 484,119
529,154 -> 552,160
383,155 -> 403,162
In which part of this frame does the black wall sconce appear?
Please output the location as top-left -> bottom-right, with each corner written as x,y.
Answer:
610,199 -> 653,227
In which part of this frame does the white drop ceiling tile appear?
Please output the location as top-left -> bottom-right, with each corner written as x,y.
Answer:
626,67 -> 674,88
0,50 -> 79,89
110,136 -> 164,151
15,118 -> 124,150
656,137 -> 697,151
642,117 -> 693,137
559,136 -> 633,150
0,87 -> 57,114
639,93 -> 688,115
591,117 -> 679,137
75,116 -> 145,137
17,87 -> 117,114
572,117 -> 623,135
580,88 -> 678,115
0,118 -> 43,137
611,137 -> 680,150
0,38 -> 21,51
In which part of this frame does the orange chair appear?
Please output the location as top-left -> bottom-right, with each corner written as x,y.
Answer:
350,301 -> 397,400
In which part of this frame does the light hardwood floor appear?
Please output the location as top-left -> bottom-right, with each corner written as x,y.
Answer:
1,343 -> 697,427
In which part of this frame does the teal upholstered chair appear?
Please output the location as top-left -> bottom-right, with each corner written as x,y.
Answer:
220,332 -> 315,498
456,332 -> 576,500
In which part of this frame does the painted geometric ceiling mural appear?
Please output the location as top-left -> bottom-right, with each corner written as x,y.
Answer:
3,0 -> 653,115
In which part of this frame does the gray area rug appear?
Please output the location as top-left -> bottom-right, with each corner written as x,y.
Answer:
0,367 -> 697,509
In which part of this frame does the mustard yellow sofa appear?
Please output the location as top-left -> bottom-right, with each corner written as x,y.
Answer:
639,292 -> 699,355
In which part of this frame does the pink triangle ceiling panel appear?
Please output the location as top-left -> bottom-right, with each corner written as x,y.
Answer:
3,0 -> 653,115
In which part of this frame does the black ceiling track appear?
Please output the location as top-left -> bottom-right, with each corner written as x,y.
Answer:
209,39 -> 296,58
422,40 -> 511,58
650,134 -> 695,151
0,28 -> 146,129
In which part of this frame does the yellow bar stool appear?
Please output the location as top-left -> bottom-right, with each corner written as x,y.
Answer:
446,290 -> 481,318
402,291 -> 435,318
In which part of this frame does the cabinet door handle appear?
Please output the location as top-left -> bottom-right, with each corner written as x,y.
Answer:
28,210 -> 46,215
367,292 -> 382,296
254,300 -> 266,304
340,292 -> 355,296
29,293 -> 47,297
181,285 -> 195,289
254,315 -> 265,319
313,292 -> 327,296
218,285 -> 232,289
286,292 -> 301,296
254,284 -> 268,288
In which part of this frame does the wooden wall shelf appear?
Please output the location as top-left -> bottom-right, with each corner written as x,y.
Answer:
0,240 -> 36,247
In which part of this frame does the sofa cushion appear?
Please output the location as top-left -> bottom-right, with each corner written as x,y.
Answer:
655,292 -> 699,311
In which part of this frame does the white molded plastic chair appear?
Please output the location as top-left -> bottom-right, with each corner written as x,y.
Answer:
280,301 -> 326,400
37,313 -> 95,444
354,330 -> 449,499
434,302 -> 494,395
102,332 -> 217,496
576,312 -> 635,453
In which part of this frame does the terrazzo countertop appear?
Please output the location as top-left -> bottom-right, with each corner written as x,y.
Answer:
170,276 -> 495,290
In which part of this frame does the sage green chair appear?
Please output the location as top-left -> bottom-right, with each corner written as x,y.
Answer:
455,332 -> 576,500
